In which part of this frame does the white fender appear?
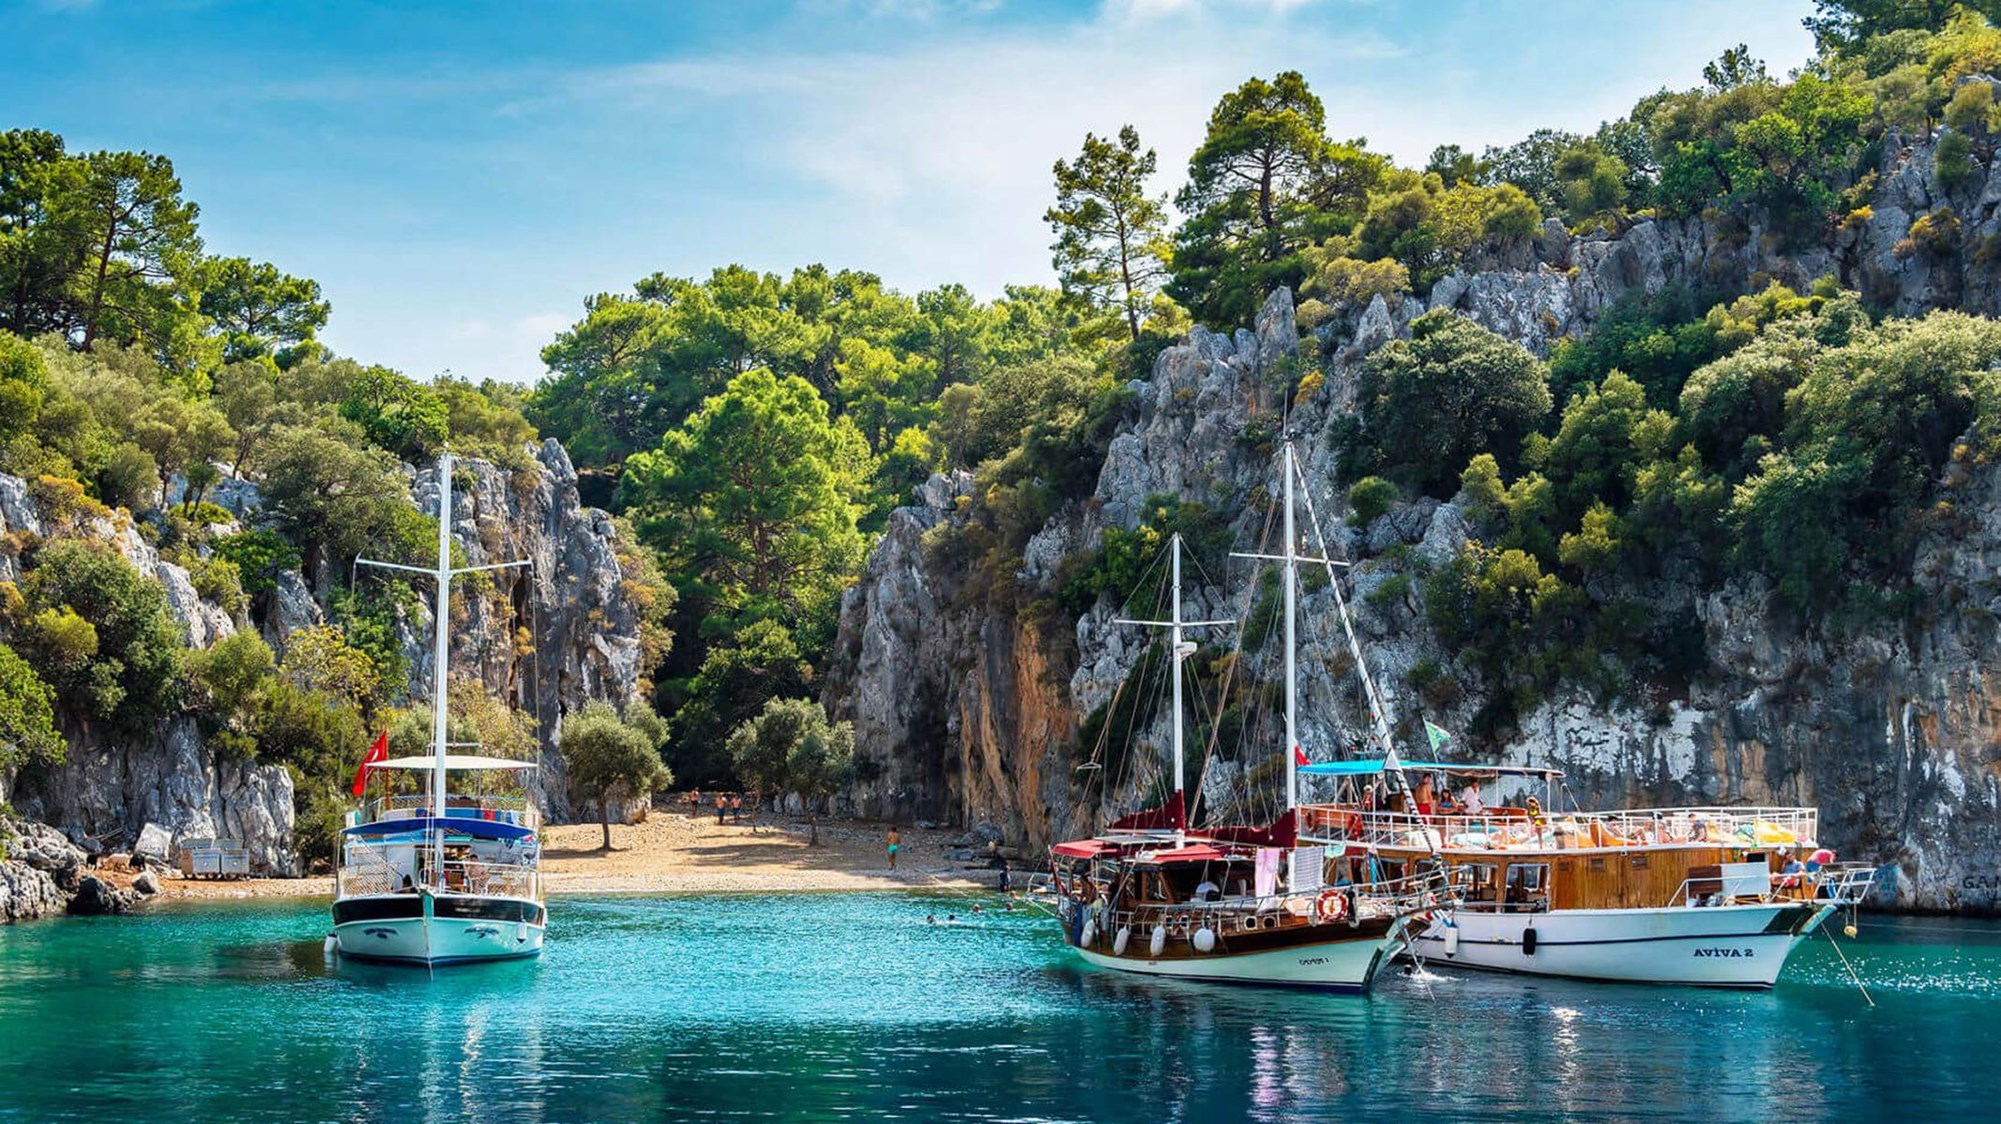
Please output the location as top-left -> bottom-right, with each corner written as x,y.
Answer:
1113,926 -> 1131,955
1149,925 -> 1167,957
1192,927 -> 1217,953
1080,919 -> 1097,948
1442,920 -> 1459,957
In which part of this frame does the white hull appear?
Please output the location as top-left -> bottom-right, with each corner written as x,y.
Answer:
1411,902 -> 1835,987
332,901 -> 544,966
1073,929 -> 1403,992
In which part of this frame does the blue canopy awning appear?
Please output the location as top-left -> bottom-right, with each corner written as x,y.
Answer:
1298,758 -> 1560,778
343,814 -> 536,842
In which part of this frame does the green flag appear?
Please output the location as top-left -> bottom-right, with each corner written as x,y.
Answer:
1424,720 -> 1452,752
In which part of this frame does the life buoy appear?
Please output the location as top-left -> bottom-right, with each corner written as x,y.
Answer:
1317,888 -> 1349,923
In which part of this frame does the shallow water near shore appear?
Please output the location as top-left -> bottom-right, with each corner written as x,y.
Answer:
1,895 -> 1996,1123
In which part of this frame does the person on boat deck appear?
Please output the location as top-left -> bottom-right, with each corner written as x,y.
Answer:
1780,849 -> 1806,890
1462,785 -> 1486,815
1414,775 -> 1436,816
1437,786 -> 1458,815
1361,782 -> 1379,812
398,872 -> 415,894
1194,877 -> 1221,902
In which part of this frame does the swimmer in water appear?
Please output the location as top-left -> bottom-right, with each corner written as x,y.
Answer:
926,914 -> 937,925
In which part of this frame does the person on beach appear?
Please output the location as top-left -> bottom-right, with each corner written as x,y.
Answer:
998,859 -> 1012,892
886,827 -> 901,869
688,789 -> 701,818
730,794 -> 743,823
715,793 -> 727,824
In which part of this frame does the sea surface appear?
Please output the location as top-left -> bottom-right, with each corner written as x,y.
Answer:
0,893 -> 1995,1123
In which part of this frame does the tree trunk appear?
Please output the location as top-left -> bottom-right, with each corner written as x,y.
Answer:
82,216 -> 116,352
600,788 -> 613,851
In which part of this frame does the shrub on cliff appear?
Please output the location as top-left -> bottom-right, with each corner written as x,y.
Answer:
0,643 -> 60,768
1353,310 -> 1552,496
15,540 -> 184,730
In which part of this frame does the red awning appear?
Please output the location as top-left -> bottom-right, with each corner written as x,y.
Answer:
1140,844 -> 1229,864
1052,839 -> 1117,859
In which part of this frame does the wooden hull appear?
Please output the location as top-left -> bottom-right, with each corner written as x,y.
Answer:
1409,902 -> 1834,987
1068,916 -> 1406,992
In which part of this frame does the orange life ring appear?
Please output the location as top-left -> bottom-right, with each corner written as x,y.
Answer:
1317,888 -> 1349,923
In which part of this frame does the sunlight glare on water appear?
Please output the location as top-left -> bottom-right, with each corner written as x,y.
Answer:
1,896 -> 1996,1123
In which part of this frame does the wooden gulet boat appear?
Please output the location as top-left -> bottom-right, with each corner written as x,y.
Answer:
328,451 -> 547,967
1294,762 -> 1876,987
1049,441 -> 1454,992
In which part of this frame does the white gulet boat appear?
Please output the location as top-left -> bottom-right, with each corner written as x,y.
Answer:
329,451 -> 546,966
1050,440 -> 1453,992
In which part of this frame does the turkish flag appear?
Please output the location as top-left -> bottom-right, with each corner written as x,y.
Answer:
1293,743 -> 1309,768
350,731 -> 389,797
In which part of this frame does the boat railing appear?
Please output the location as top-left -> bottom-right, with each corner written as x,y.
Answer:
1094,867 -> 1458,935
352,793 -> 540,831
1664,861 -> 1876,908
433,858 -> 538,900
336,853 -> 540,900
1298,803 -> 1821,853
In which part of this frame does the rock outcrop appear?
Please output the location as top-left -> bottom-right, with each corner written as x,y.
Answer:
826,133 -> 2001,913
0,436 -> 655,882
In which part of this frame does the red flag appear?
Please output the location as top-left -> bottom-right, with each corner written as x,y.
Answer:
1293,742 -> 1309,768
350,731 -> 389,797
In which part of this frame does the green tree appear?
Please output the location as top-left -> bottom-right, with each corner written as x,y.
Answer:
19,540 -> 186,729
0,642 -> 62,769
621,368 -> 868,626
256,424 -> 414,574
561,698 -> 670,850
279,624 -> 383,714
728,696 -> 828,828
785,710 -> 855,846
1355,310 -> 1553,495
1169,72 -> 1381,325
665,618 -> 810,788
197,256 -> 329,366
1047,125 -> 1170,342
0,129 -> 87,339
338,365 -> 448,460
60,150 -> 205,363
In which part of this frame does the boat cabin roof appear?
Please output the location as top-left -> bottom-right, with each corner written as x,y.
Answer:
374,754 -> 538,771
1298,758 -> 1562,779
344,813 -> 536,841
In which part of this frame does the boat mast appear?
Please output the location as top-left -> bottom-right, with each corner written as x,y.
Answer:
1115,533 -> 1230,835
1283,440 -> 1298,812
430,451 -> 453,828
1170,533 -> 1186,824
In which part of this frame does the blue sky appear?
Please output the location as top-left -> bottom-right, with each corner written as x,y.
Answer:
2,0 -> 1819,384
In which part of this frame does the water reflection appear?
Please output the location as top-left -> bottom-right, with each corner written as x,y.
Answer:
0,901 -> 1995,1122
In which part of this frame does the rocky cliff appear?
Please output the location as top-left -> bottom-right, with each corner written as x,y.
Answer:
0,438 -> 651,880
827,134 -> 2001,914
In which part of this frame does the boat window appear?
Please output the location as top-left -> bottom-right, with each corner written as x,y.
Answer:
1504,863 -> 1549,911
1457,862 -> 1498,903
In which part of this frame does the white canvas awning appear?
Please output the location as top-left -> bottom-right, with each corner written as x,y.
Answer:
374,754 -> 539,771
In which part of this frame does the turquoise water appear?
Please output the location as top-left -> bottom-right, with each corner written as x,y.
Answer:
1,896 -> 1996,1123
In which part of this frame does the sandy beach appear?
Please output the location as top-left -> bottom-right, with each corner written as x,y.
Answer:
160,810 -> 994,901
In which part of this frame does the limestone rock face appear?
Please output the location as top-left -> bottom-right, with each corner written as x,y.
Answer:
399,440 -> 650,818
1,436 -> 654,874
825,136 -> 2001,913
20,718 -> 300,876
0,817 -> 86,922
